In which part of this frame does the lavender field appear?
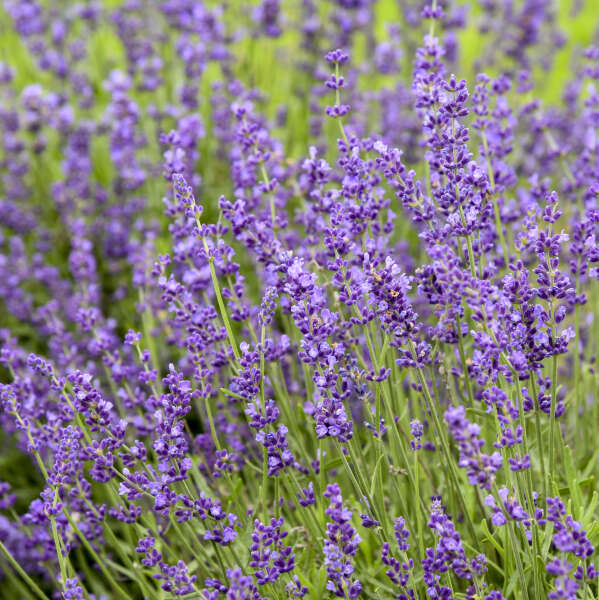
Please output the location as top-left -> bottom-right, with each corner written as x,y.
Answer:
1,1 -> 599,599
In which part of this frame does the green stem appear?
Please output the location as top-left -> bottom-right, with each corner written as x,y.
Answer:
458,204 -> 477,279
549,353 -> 558,488
62,509 -> 134,600
531,376 -> 548,502
335,61 -> 349,145
414,451 -> 425,557
480,130 -> 510,267
456,315 -> 474,407
49,505 -> 69,591
192,210 -> 240,362
410,343 -> 479,545
0,540 -> 51,600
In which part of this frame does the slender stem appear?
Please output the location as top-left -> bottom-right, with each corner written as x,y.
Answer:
0,540 -> 51,600
456,315 -> 474,407
49,501 -> 69,591
62,508 -> 134,600
410,343 -> 479,545
334,61 -> 349,145
205,248 -> 241,362
429,0 -> 437,36
193,210 -> 240,362
413,450 -> 425,557
531,376 -> 548,502
458,204 -> 477,279
480,130 -> 510,267
549,353 -> 558,488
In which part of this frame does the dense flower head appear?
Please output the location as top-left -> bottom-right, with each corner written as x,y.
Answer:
445,405 -> 503,490
250,517 -> 295,584
545,497 -> 594,558
483,487 -> 530,526
323,483 -> 362,597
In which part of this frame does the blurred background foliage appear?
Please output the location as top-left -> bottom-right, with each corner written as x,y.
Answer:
0,0 -> 597,405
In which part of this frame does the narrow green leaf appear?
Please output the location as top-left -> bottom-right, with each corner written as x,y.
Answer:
582,450 -> 599,479
582,491 -> 598,526
570,478 -> 583,520
541,522 -> 554,561
481,519 -> 504,559
563,445 -> 576,485
586,521 -> 599,546
505,566 -> 522,599
369,452 -> 386,499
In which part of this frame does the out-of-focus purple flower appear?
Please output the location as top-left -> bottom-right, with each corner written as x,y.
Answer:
445,405 -> 503,490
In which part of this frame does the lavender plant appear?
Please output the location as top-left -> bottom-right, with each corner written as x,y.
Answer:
1,1 -> 599,599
